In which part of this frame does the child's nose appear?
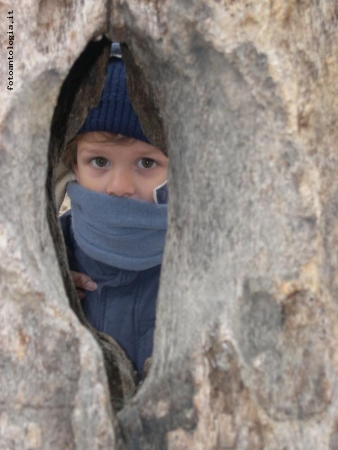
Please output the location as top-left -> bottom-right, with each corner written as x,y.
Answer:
106,169 -> 136,198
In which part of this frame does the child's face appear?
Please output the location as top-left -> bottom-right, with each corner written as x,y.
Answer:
74,132 -> 168,203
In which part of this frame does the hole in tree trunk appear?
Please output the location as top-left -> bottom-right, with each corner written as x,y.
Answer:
47,37 -> 168,412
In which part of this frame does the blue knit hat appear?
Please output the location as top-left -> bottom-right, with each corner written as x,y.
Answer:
78,43 -> 149,143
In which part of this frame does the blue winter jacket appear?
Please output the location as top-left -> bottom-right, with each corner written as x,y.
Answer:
60,210 -> 160,379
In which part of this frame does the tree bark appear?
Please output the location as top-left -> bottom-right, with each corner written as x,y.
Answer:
1,0 -> 338,449
0,2 -> 120,448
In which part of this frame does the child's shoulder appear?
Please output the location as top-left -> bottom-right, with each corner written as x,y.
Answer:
59,209 -> 73,249
59,208 -> 72,227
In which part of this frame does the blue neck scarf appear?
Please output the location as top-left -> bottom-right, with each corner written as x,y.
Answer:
67,182 -> 168,271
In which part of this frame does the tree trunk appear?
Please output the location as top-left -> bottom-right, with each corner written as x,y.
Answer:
1,0 -> 338,449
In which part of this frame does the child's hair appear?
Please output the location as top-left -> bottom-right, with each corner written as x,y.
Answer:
62,42 -> 149,171
63,132 -> 133,171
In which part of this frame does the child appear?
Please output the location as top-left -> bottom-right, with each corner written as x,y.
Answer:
60,43 -> 168,380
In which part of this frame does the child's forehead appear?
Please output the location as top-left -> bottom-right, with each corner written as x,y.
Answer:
77,132 -> 166,157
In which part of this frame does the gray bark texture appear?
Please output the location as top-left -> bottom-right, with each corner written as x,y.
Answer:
1,0 -> 338,449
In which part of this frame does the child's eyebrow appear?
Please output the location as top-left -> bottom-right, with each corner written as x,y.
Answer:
133,147 -> 163,156
79,142 -> 166,158
130,145 -> 168,158
79,145 -> 110,151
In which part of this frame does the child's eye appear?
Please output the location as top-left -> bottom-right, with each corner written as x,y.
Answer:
91,157 -> 110,168
137,158 -> 157,169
